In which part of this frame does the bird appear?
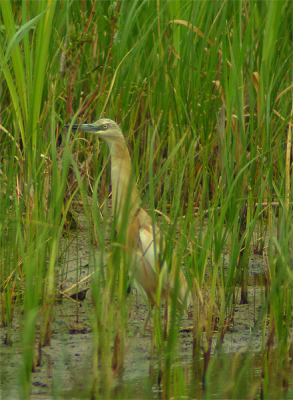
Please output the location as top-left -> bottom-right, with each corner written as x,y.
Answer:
67,118 -> 191,315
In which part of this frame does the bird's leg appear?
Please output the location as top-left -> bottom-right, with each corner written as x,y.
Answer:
135,288 -> 139,317
164,298 -> 169,340
164,286 -> 172,339
141,310 -> 151,334
141,303 -> 154,335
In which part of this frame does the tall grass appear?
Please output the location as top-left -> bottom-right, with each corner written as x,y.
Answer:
0,0 -> 292,398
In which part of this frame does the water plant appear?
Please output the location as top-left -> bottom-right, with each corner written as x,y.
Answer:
0,1 -> 292,398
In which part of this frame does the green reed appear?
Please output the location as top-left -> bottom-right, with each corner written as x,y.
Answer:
0,0 -> 292,398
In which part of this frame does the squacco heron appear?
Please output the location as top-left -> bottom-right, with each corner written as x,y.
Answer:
68,118 -> 191,313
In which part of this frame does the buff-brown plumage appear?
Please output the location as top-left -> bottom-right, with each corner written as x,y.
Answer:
68,118 -> 191,311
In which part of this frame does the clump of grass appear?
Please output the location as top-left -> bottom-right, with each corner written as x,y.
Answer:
0,0 -> 292,398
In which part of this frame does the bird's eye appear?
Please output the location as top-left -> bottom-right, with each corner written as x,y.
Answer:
102,124 -> 108,130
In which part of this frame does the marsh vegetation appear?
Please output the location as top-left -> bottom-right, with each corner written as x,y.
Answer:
0,1 -> 292,398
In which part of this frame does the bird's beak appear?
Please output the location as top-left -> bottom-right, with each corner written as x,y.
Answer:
66,123 -> 101,133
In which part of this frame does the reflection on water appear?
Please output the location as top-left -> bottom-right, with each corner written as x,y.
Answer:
107,351 -> 292,400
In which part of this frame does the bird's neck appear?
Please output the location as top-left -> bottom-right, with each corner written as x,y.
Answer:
108,139 -> 141,231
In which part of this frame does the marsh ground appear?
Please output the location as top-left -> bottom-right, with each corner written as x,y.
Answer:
2,229 -> 290,399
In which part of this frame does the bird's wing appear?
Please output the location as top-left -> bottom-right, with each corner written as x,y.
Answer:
135,225 -> 167,305
130,249 -> 157,303
127,208 -> 191,310
138,227 -> 157,271
168,253 -> 192,310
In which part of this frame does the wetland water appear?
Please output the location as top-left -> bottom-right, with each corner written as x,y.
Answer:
1,232 -> 292,399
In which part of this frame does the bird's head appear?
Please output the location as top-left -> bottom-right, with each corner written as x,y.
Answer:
67,118 -> 124,146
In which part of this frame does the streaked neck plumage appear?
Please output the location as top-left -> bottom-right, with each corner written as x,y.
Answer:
107,138 -> 141,231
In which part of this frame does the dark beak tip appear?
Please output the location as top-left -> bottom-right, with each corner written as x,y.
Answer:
65,124 -> 78,130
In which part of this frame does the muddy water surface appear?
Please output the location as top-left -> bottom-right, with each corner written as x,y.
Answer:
1,231 -> 292,399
